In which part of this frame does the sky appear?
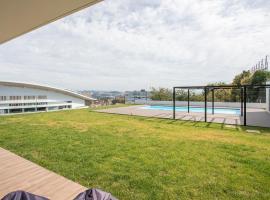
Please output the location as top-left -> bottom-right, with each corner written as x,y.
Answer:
0,0 -> 270,91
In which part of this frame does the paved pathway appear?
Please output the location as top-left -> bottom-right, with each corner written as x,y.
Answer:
97,105 -> 270,127
0,148 -> 86,199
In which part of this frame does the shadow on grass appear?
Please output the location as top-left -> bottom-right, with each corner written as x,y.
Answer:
90,109 -> 270,134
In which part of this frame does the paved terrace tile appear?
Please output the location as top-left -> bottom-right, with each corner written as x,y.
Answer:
97,105 -> 270,127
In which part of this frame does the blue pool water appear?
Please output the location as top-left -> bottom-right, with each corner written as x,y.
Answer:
141,105 -> 240,115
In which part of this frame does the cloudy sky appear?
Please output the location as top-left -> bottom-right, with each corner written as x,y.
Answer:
0,0 -> 270,91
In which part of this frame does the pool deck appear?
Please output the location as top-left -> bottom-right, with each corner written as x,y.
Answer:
97,105 -> 270,127
0,147 -> 86,199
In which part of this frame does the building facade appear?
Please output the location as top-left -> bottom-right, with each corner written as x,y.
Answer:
125,89 -> 149,102
0,81 -> 95,114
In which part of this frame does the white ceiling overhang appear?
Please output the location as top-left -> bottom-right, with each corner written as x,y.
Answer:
0,0 -> 102,44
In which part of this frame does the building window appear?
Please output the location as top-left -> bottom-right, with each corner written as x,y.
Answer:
0,96 -> 7,101
38,95 -> 47,100
9,96 -> 22,101
9,103 -> 23,107
24,96 -> 35,100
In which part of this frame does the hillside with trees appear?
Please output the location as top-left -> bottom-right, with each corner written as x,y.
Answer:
150,70 -> 270,103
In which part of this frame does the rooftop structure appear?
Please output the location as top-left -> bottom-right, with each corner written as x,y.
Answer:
0,81 -> 95,115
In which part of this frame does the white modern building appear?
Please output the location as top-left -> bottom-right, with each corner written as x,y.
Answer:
0,81 -> 95,115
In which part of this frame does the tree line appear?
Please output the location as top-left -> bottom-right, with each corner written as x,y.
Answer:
150,70 -> 270,103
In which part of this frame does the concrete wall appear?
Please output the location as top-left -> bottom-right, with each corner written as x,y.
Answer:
0,85 -> 86,109
128,99 -> 266,109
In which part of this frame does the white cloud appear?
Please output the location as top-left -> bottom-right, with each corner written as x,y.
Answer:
0,0 -> 270,90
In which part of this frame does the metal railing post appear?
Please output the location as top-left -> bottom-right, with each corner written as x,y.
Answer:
212,89 -> 214,115
204,87 -> 207,122
173,87 -> 176,119
240,87 -> 243,116
244,86 -> 247,126
187,89 -> 190,113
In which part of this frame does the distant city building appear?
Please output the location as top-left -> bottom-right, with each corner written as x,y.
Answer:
125,89 -> 149,102
0,81 -> 95,115
90,90 -> 124,99
78,90 -> 92,98
77,89 -> 150,104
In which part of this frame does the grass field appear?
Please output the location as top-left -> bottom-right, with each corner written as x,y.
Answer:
0,108 -> 270,199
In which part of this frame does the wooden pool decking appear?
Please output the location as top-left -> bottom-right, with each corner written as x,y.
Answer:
0,147 -> 86,199
97,105 -> 270,127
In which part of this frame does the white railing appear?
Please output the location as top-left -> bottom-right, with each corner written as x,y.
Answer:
0,102 -> 72,109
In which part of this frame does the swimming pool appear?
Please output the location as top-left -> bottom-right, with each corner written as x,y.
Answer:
141,105 -> 240,115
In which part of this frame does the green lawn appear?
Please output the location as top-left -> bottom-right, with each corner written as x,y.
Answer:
0,109 -> 270,199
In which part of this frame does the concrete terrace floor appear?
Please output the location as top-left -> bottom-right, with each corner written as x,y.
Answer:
0,148 -> 86,199
97,105 -> 270,127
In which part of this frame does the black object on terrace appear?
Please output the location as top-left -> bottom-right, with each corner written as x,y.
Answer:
172,84 -> 270,126
1,191 -> 48,200
1,189 -> 118,200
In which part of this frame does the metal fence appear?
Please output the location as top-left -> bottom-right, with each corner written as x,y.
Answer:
173,85 -> 270,126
